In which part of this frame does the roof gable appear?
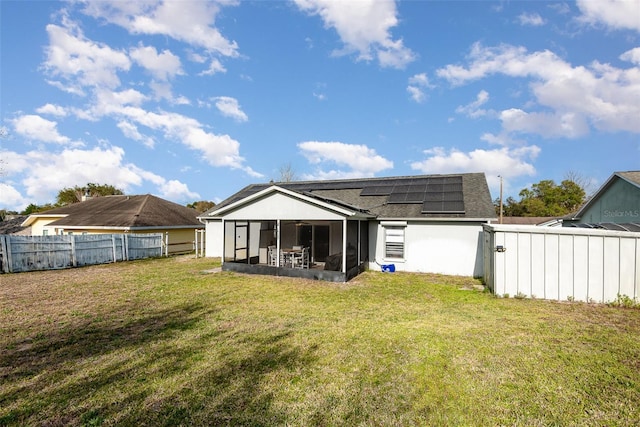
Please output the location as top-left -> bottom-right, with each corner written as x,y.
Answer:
24,195 -> 203,229
213,186 -> 372,221
573,170 -> 640,219
203,173 -> 496,220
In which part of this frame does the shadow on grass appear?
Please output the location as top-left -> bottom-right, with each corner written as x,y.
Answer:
1,302 -> 316,426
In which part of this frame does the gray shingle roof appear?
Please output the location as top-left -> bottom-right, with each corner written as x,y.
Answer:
35,195 -> 203,228
618,171 -> 640,187
203,173 -> 496,220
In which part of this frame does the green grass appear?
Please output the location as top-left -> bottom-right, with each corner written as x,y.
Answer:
1,256 -> 639,426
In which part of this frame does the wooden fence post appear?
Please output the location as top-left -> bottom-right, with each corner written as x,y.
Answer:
111,234 -> 117,263
70,235 -> 77,267
124,234 -> 129,261
0,235 -> 10,273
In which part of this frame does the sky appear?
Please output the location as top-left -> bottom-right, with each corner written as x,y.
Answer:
1,0 -> 639,211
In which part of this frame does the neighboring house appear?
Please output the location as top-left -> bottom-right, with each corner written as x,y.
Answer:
565,170 -> 640,231
21,195 -> 204,254
198,173 -> 496,282
0,215 -> 30,235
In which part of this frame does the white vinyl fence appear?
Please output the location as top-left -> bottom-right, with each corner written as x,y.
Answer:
483,224 -> 640,303
0,233 -> 164,273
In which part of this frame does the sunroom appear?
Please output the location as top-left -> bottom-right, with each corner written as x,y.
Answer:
212,186 -> 374,282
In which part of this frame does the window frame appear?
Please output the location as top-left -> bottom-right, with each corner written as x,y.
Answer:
382,222 -> 406,261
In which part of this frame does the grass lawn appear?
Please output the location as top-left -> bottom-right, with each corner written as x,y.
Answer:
1,256 -> 639,426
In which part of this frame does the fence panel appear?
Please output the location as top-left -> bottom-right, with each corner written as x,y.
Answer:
74,234 -> 124,266
126,233 -> 163,260
483,225 -> 640,303
0,233 -> 164,274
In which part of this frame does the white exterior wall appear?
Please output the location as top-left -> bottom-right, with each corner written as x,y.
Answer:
204,219 -> 223,258
484,224 -> 640,303
369,221 -> 485,277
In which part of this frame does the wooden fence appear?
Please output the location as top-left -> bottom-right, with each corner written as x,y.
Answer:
0,233 -> 163,274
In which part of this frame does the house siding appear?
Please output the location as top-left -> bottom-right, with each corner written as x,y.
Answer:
369,221 -> 485,277
578,178 -> 640,224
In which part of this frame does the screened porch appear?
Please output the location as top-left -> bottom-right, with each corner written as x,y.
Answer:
222,218 -> 369,282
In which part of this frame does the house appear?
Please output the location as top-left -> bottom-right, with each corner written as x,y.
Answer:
21,194 -> 204,254
565,170 -> 640,232
0,215 -> 30,235
198,173 -> 496,281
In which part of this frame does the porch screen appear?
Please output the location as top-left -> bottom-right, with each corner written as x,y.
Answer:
384,226 -> 405,259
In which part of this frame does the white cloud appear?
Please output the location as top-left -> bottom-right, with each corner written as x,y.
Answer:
576,0 -> 640,32
149,81 -> 190,104
2,145 -> 199,207
410,145 -> 540,192
36,103 -> 68,117
499,108 -> 590,138
298,141 -> 393,178
78,0 -> 240,56
43,21 -> 130,90
407,73 -> 434,103
158,179 -> 200,201
129,44 -> 183,80
199,58 -> 227,76
11,115 -> 74,145
456,90 -> 492,118
117,121 -> 155,148
213,96 -> 249,122
294,0 -> 415,69
437,42 -> 640,137
518,12 -> 545,26
0,183 -> 27,210
620,47 -> 640,65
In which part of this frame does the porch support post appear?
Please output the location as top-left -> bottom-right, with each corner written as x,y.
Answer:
342,218 -> 347,274
276,219 -> 281,267
221,219 -> 226,266
357,220 -> 361,265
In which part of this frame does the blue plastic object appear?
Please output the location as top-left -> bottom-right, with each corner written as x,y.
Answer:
381,264 -> 395,273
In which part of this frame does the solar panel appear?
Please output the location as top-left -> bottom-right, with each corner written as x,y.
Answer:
425,184 -> 444,193
443,191 -> 463,201
387,192 -> 407,203
360,185 -> 394,196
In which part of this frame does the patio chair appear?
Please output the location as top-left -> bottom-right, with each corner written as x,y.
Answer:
293,247 -> 309,269
268,246 -> 278,266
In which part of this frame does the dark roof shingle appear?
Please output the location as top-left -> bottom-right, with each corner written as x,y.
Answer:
37,195 -> 202,228
204,173 -> 496,220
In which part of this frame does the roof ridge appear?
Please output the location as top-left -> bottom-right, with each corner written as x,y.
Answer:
269,172 -> 482,186
133,194 -> 150,219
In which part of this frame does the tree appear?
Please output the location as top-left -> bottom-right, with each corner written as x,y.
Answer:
277,162 -> 297,182
186,200 -> 215,213
496,178 -> 586,217
21,203 -> 55,215
56,183 -> 123,206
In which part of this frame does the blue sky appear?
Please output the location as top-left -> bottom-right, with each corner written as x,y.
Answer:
1,0 -> 639,211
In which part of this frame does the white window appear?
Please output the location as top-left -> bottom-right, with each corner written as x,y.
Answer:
384,226 -> 405,259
